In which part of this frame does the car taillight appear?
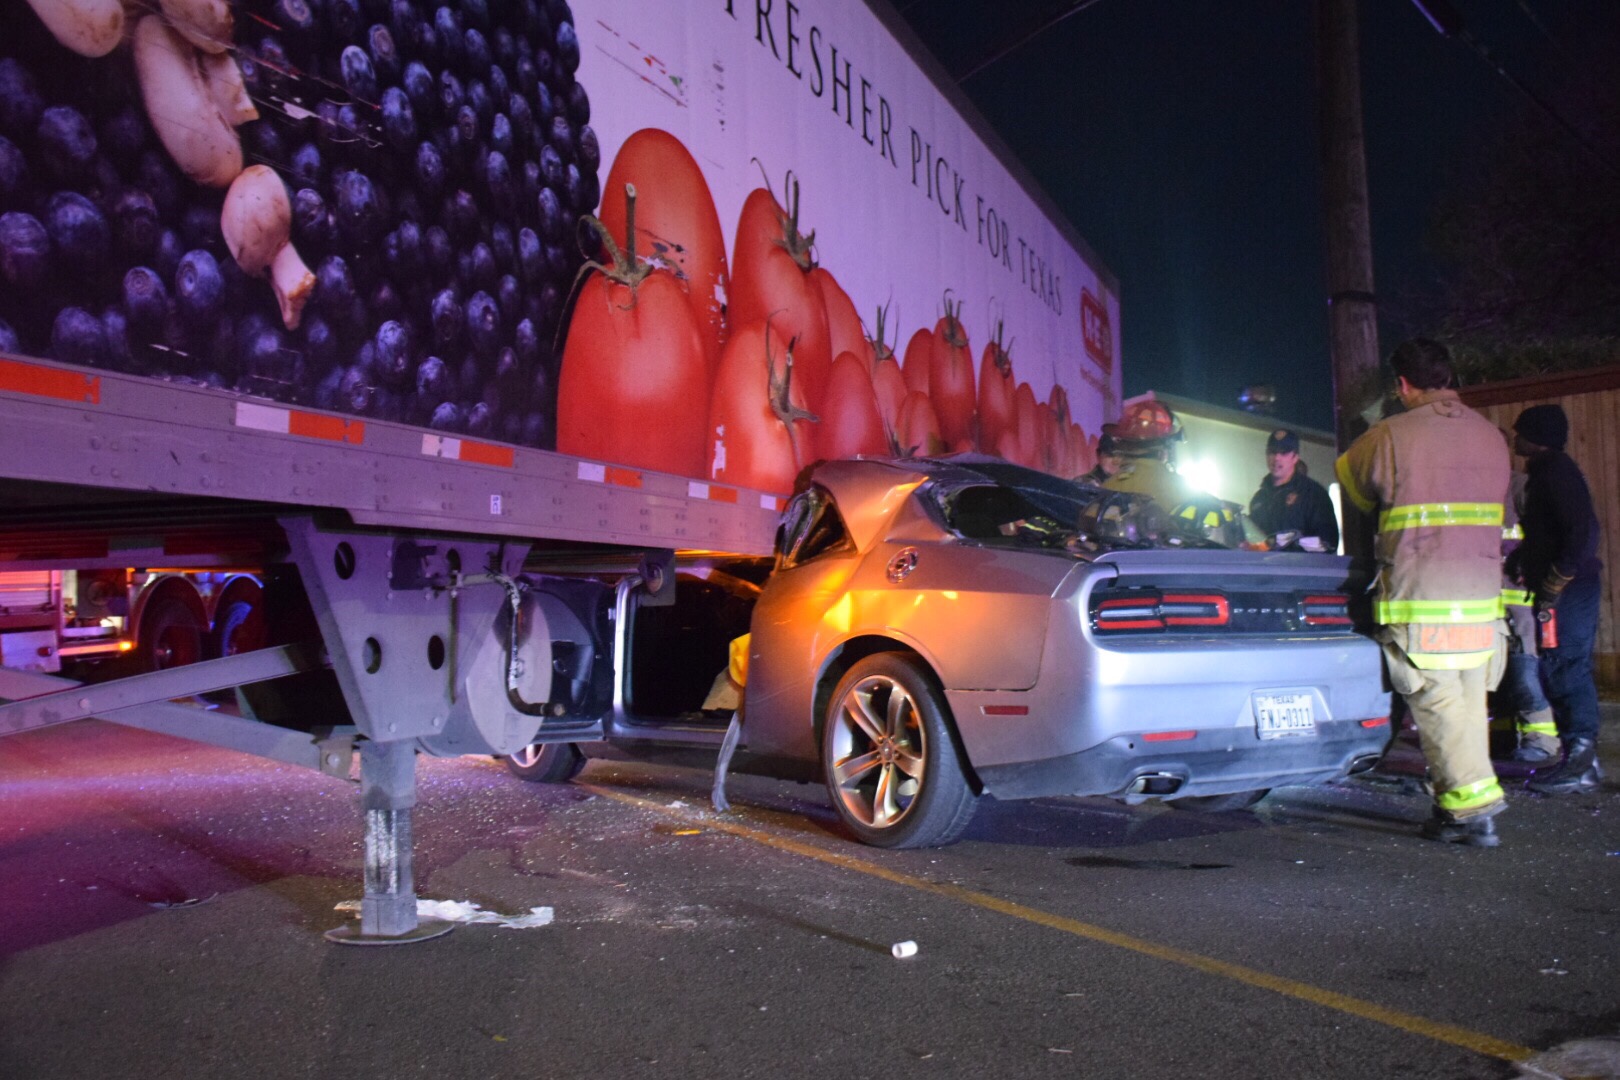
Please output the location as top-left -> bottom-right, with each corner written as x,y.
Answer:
1096,595 -> 1164,630
1302,594 -> 1352,626
1160,593 -> 1230,627
1094,591 -> 1229,631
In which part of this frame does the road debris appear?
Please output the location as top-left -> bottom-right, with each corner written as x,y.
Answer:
334,899 -> 554,929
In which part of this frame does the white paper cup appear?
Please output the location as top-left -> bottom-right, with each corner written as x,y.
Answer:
891,940 -> 918,959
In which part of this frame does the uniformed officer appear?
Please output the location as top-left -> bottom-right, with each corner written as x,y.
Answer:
1249,428 -> 1339,552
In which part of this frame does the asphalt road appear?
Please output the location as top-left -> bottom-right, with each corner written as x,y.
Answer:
2,717 -> 1618,1080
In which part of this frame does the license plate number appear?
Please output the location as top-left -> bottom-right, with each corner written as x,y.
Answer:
1254,692 -> 1316,739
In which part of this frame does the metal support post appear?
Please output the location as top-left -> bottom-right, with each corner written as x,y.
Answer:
326,739 -> 452,945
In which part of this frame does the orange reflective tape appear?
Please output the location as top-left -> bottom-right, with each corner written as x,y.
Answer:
0,357 -> 100,404
287,411 -> 365,443
457,440 -> 515,468
708,485 -> 738,504
1416,623 -> 1495,654
604,466 -> 642,488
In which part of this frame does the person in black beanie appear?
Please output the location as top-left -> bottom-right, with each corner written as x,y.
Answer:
1509,404 -> 1605,793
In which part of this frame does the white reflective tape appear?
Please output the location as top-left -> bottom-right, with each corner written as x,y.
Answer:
578,462 -> 607,483
760,494 -> 776,510
421,435 -> 462,460
688,481 -> 710,499
234,401 -> 290,434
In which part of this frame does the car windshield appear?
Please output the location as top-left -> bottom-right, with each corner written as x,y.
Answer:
930,460 -> 1226,554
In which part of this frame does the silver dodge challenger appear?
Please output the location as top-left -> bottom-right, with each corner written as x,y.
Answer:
511,456 -> 1395,849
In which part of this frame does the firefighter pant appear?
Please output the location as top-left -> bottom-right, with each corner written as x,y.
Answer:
1380,624 -> 1506,820
1501,603 -> 1556,745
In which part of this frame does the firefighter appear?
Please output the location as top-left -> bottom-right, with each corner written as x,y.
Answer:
1100,400 -> 1191,510
1336,339 -> 1511,847
1102,400 -> 1248,545
1077,433 -> 1122,485
1499,469 -> 1559,762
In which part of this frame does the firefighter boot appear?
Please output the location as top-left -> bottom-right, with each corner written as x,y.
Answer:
1527,737 -> 1600,795
1509,710 -> 1559,764
1419,804 -> 1502,848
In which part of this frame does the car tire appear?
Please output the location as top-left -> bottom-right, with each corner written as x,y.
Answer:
504,742 -> 586,783
822,653 -> 977,849
1168,789 -> 1270,814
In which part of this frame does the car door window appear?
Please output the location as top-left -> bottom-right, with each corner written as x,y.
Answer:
777,486 -> 853,569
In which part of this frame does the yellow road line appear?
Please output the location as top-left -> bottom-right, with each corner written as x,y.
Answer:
584,784 -> 1535,1065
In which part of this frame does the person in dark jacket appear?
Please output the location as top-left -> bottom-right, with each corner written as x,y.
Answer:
1249,429 -> 1340,552
1510,404 -> 1604,794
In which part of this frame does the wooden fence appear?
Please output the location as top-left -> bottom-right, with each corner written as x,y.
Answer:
1459,366 -> 1620,692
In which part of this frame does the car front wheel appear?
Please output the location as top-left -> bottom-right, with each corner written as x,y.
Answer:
822,653 -> 977,849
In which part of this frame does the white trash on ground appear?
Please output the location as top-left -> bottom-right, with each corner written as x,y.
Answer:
334,899 -> 555,929
891,940 -> 918,959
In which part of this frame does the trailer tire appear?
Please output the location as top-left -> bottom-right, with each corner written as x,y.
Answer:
504,742 -> 586,783
138,595 -> 206,672
211,596 -> 266,659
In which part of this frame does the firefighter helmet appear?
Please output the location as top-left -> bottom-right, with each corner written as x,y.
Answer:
1103,400 -> 1182,444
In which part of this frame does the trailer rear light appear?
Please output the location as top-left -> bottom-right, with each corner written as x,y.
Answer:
1360,717 -> 1390,728
1302,594 -> 1352,626
1142,729 -> 1197,742
1094,591 -> 1229,631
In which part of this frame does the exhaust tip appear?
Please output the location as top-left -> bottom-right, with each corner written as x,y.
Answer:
1347,754 -> 1381,775
1127,771 -> 1184,796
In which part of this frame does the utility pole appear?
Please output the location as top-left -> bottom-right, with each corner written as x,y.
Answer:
1317,0 -> 1380,557
1317,0 -> 1381,454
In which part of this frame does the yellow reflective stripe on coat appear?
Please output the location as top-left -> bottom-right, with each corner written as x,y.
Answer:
1436,776 -> 1504,813
1502,524 -> 1524,541
1378,503 -> 1503,532
1407,649 -> 1494,671
1516,720 -> 1558,736
1501,588 -> 1533,608
1335,454 -> 1376,513
1375,597 -> 1504,623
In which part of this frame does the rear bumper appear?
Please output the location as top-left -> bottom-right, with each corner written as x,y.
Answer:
974,719 -> 1393,802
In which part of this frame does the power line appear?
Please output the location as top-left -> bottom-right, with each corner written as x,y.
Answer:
955,0 -> 1109,83
1408,0 -> 1617,173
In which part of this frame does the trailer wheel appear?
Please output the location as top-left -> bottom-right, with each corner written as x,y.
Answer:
504,742 -> 586,783
139,596 -> 205,672
822,653 -> 978,849
211,595 -> 266,659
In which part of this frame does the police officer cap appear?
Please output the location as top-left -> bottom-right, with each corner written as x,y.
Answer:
1513,404 -> 1568,451
1266,429 -> 1300,454
1097,433 -> 1118,456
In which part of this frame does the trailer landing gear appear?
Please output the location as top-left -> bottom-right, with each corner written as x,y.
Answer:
326,740 -> 453,945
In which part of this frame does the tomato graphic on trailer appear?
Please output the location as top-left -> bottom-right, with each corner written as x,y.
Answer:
599,129 -> 731,382
729,177 -> 833,415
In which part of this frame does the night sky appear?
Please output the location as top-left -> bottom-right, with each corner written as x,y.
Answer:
893,0 -> 1610,432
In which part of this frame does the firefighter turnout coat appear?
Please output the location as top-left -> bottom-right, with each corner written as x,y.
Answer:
1336,388 -> 1511,817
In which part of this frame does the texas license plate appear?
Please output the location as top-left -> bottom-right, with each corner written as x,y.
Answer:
1254,691 -> 1316,739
